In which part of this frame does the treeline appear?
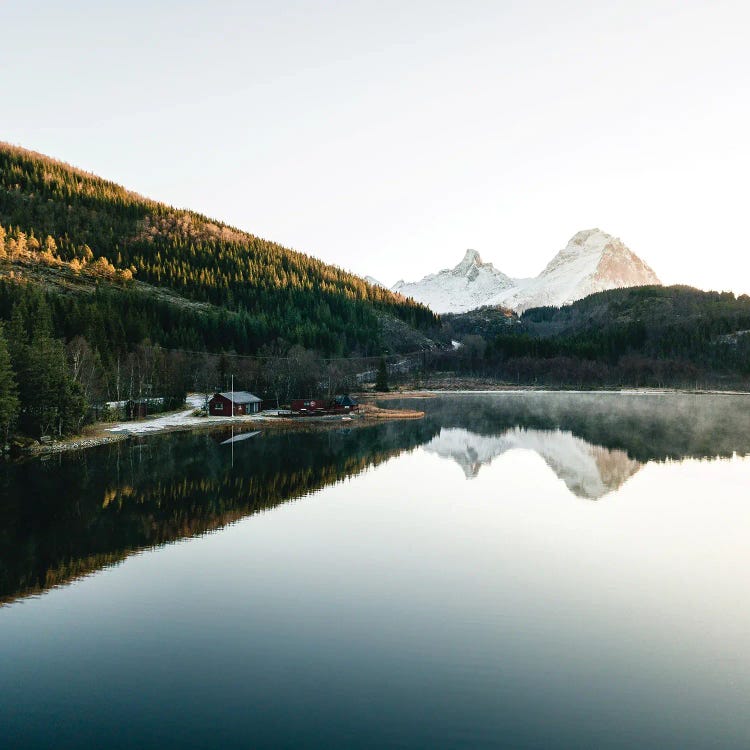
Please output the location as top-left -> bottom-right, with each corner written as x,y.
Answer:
435,286 -> 750,388
0,274 -> 376,357
0,143 -> 436,356
0,285 -> 193,440
0,295 -> 85,440
0,281 -> 393,442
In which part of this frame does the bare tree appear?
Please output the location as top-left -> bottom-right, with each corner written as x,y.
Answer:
195,354 -> 218,410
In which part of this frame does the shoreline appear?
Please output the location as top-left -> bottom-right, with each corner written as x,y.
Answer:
25,400 -> 425,459
15,384 -> 750,460
373,385 -> 750,397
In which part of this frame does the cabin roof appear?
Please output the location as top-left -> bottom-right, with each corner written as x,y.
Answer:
215,391 -> 261,404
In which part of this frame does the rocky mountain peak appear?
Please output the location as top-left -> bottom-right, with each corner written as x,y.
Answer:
457,248 -> 482,269
569,228 -> 605,246
383,229 -> 660,314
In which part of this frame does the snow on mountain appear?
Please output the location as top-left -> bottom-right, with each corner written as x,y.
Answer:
392,249 -> 514,314
489,229 -> 660,312
364,275 -> 386,288
390,229 -> 660,314
423,426 -> 641,499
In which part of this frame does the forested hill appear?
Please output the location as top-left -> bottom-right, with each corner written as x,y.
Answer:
440,285 -> 750,388
0,143 -> 436,355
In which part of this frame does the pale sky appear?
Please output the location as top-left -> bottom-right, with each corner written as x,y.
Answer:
3,1 -> 750,293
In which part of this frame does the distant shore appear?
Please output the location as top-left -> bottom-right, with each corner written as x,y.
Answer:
378,386 -> 750,397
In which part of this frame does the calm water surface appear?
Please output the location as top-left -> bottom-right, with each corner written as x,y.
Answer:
2,393 -> 750,749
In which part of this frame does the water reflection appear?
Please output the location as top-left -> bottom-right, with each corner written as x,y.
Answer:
390,391 -> 750,463
2,392 -> 749,606
425,426 -> 641,499
0,421 -> 436,606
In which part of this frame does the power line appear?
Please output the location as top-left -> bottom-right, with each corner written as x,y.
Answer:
149,343 -> 433,364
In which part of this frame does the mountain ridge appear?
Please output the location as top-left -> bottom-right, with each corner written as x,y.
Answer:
393,248 -> 514,314
391,229 -> 660,314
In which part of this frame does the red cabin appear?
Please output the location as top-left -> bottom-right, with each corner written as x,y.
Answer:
208,391 -> 262,417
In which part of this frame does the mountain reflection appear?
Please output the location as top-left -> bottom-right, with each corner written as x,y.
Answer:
2,392 -> 749,606
387,391 -> 750,464
424,427 -> 642,499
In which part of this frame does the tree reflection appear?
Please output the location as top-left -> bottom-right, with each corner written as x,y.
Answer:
0,421 -> 437,605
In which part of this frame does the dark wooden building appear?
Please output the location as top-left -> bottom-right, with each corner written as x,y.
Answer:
126,399 -> 149,420
290,398 -> 328,415
331,394 -> 359,412
208,391 -> 262,417
291,395 -> 359,416
124,397 -> 167,421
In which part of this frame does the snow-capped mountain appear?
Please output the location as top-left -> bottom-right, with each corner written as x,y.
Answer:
424,426 -> 641,500
390,229 -> 660,314
393,249 -> 514,314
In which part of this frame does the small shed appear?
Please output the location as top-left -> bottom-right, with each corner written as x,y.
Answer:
126,399 -> 149,420
208,391 -> 262,417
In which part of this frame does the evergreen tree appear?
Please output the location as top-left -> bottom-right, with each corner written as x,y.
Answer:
375,356 -> 389,392
0,323 -> 19,441
8,293 -> 88,438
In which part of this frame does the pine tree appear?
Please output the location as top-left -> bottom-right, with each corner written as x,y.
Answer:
5,292 -> 88,438
375,356 -> 389,392
0,323 -> 19,442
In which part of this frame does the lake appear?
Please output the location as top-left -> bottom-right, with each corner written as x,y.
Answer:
2,392 -> 750,749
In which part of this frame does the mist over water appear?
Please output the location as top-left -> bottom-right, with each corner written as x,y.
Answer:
2,393 -> 750,749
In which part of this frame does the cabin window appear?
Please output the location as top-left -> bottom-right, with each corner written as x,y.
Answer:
215,402 -> 223,411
